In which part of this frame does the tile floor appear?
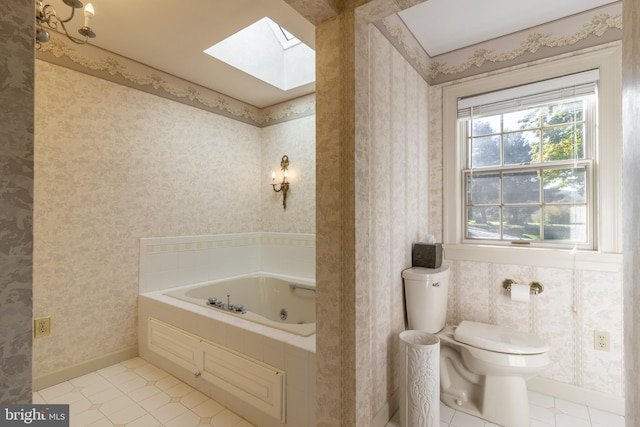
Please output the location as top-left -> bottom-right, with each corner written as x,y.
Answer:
384,393 -> 625,427
33,357 -> 253,427
35,357 -> 625,427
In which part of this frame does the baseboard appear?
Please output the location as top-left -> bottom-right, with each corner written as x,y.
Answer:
370,389 -> 399,427
33,345 -> 138,391
527,377 -> 625,415
370,379 -> 624,427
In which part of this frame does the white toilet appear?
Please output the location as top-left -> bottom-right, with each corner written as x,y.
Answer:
402,267 -> 549,427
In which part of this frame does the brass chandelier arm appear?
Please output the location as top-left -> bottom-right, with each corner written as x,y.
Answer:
36,0 -> 96,47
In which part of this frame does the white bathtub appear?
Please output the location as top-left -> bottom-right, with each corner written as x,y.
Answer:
163,275 -> 316,336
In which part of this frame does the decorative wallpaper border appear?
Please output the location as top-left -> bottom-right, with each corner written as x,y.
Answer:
36,33 -> 315,128
375,2 -> 622,85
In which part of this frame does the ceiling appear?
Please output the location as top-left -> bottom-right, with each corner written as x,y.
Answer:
47,0 -> 316,109
399,0 -> 618,57
44,0 -> 618,108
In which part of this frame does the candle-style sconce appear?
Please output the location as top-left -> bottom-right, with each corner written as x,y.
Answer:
271,155 -> 290,209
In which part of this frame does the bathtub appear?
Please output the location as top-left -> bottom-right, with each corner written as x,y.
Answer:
163,275 -> 316,337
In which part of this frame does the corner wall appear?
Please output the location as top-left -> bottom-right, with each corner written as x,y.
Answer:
622,0 -> 640,423
0,0 -> 34,404
353,24 -> 430,423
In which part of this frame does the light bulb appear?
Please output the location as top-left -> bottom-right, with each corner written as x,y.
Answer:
83,3 -> 94,27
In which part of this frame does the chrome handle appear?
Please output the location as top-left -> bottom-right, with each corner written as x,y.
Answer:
194,371 -> 201,378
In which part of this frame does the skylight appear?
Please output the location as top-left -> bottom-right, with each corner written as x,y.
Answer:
204,17 -> 315,92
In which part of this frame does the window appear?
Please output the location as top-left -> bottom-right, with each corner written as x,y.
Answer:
459,71 -> 597,249
442,47 -> 622,266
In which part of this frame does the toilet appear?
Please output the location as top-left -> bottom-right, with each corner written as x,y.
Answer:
402,267 -> 549,427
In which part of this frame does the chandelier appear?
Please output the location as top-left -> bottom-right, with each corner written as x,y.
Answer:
36,0 -> 96,47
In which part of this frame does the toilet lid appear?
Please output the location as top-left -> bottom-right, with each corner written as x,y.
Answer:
454,321 -> 549,355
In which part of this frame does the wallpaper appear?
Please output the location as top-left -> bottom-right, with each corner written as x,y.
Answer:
311,1 -> 627,424
355,25 -> 430,422
33,60 -> 315,380
314,13 -> 348,427
0,0 -> 34,404
261,116 -> 316,233
622,0 -> 640,421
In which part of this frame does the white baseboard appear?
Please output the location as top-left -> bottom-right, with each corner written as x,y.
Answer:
527,377 -> 625,415
33,345 -> 138,391
370,379 -> 624,427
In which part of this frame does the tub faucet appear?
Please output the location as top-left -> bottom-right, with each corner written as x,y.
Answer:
206,295 -> 246,314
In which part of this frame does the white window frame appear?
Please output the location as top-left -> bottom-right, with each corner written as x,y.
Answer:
442,46 -> 622,269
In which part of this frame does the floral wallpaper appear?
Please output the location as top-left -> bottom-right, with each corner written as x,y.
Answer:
0,0 -> 34,404
33,60 -> 315,380
312,1 -> 626,424
622,0 -> 640,420
261,116 -> 316,233
353,20 -> 430,425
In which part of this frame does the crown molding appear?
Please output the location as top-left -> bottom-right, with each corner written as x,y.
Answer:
36,33 -> 315,128
373,1 -> 622,85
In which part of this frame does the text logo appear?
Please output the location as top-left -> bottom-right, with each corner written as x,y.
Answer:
1,405 -> 69,426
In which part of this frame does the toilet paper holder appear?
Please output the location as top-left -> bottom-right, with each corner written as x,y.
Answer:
502,279 -> 544,295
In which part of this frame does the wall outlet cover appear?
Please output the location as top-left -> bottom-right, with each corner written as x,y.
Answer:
34,316 -> 51,338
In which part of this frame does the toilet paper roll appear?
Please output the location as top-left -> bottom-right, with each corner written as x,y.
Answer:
510,283 -> 530,302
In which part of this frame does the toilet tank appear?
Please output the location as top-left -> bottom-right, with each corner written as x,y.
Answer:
402,266 -> 449,333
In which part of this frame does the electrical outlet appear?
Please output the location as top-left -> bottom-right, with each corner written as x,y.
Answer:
594,330 -> 610,352
34,316 -> 51,338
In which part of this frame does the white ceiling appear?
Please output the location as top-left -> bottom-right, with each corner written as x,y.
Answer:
46,0 -> 316,109
399,0 -> 618,57
44,0 -> 617,108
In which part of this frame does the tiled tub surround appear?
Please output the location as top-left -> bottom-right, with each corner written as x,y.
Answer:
139,233 -> 315,294
138,232 -> 316,426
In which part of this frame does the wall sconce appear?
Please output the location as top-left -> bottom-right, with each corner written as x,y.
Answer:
271,155 -> 290,210
36,0 -> 97,48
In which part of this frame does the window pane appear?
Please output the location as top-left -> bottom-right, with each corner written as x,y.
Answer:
466,172 -> 500,204
503,171 -> 540,204
543,100 -> 584,125
467,207 -> 500,239
503,206 -> 540,240
471,115 -> 501,135
544,205 -> 587,241
542,124 -> 584,161
503,107 -> 540,132
504,130 -> 539,165
470,135 -> 501,167
543,167 -> 586,203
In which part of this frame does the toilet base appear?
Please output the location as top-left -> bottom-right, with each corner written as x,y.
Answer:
441,375 -> 530,427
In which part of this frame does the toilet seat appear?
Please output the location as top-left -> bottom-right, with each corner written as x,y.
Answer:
454,321 -> 549,355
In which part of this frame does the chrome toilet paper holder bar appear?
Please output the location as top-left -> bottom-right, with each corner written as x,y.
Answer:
502,279 -> 544,295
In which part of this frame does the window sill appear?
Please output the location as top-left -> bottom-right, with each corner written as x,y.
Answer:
442,243 -> 622,272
